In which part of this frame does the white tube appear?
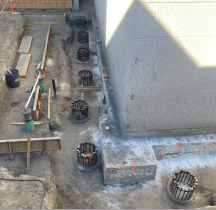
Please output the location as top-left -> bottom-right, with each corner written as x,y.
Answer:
24,62 -> 42,109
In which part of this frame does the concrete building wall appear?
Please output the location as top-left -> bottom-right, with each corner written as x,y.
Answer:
95,0 -> 216,139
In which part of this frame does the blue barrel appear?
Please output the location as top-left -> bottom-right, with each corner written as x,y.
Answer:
5,69 -> 20,88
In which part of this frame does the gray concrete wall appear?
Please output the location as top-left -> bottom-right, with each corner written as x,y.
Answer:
94,0 -> 133,125
94,0 -> 216,139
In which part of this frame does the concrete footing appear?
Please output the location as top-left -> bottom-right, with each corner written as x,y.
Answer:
99,116 -> 157,185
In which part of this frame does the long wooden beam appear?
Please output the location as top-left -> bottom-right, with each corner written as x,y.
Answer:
0,137 -> 61,154
10,121 -> 44,125
76,86 -> 101,92
41,24 -> 52,75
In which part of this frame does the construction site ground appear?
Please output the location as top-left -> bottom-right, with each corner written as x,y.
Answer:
0,0 -> 216,209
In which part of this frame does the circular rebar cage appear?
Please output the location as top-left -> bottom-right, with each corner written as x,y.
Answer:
77,142 -> 98,169
71,100 -> 89,121
170,169 -> 198,201
78,69 -> 93,86
76,18 -> 87,29
78,31 -> 89,44
77,47 -> 90,62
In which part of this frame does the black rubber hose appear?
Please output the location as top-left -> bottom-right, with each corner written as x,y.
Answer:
0,177 -> 46,209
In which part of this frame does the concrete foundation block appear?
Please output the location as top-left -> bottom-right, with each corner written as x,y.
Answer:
101,137 -> 157,185
153,141 -> 216,160
99,117 -> 157,185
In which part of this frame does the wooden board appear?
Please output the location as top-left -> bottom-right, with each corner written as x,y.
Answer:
33,86 -> 42,120
27,139 -> 31,168
16,54 -> 31,77
41,24 -> 51,75
18,36 -> 33,54
0,137 -> 61,154
76,86 -> 101,92
11,121 -> 43,125
48,88 -> 51,119
30,21 -> 66,25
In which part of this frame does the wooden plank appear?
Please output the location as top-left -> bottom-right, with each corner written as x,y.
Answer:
18,36 -> 33,54
30,21 -> 66,25
41,24 -> 51,75
33,86 -> 42,120
16,54 -> 31,77
11,121 -> 43,125
0,137 -> 61,154
0,143 -> 10,153
33,86 -> 40,111
27,139 -> 30,168
76,86 -> 101,92
48,88 -> 51,119
0,137 -> 60,143
12,12 -> 21,15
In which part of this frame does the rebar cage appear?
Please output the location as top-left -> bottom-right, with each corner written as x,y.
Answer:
78,69 -> 93,86
76,18 -> 87,29
78,31 -> 89,45
71,100 -> 89,121
77,142 -> 98,168
77,47 -> 90,62
170,169 -> 198,201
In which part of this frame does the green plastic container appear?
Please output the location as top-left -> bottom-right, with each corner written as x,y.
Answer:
25,120 -> 34,131
40,83 -> 46,92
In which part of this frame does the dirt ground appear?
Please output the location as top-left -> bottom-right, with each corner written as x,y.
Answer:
0,0 -> 216,209
0,167 -> 57,209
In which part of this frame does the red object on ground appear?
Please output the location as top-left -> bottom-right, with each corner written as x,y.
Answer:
10,0 -> 14,13
34,75 -> 39,87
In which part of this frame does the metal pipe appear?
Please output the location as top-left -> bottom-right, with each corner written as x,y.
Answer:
24,62 -> 41,109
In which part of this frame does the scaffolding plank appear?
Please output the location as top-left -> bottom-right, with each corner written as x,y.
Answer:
18,36 -> 33,54
16,54 -> 31,77
0,137 -> 61,154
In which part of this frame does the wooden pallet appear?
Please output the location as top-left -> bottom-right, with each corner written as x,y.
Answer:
41,24 -> 52,76
16,54 -> 31,77
33,86 -> 42,120
18,36 -> 33,54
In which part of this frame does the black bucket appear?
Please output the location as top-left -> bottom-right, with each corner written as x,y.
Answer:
5,69 -> 20,88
